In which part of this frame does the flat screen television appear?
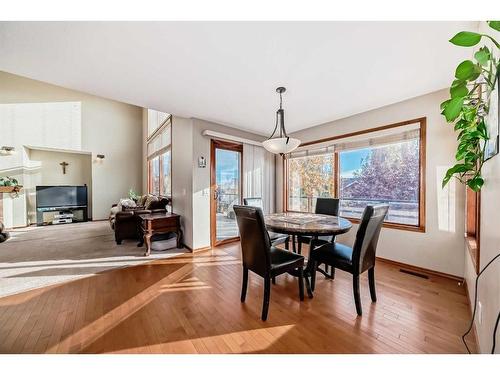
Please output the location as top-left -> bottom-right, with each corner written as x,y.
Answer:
36,186 -> 88,208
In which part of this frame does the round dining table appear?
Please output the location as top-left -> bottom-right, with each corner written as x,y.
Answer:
264,212 -> 353,297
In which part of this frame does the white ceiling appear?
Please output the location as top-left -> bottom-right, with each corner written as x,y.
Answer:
0,21 -> 477,135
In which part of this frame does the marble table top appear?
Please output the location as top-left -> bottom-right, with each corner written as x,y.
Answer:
264,212 -> 352,236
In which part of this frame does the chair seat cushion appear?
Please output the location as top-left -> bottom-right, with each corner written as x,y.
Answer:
270,247 -> 304,274
311,242 -> 353,270
268,231 -> 289,245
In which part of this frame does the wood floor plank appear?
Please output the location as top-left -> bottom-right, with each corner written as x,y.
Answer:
0,232 -> 476,354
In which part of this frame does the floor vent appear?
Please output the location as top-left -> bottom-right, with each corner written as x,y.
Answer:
399,268 -> 429,279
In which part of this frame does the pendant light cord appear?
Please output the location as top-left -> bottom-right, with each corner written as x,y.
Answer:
462,252 -> 500,354
266,89 -> 284,140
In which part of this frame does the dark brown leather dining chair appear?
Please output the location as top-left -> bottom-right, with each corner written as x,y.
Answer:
234,205 -> 305,321
243,197 -> 290,250
309,204 -> 389,315
297,197 -> 340,254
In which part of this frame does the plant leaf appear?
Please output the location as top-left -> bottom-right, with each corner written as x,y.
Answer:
474,47 -> 490,66
451,79 -> 465,88
455,60 -> 476,80
450,83 -> 468,98
440,99 -> 451,111
488,21 -> 500,32
449,32 -> 482,47
467,176 -> 484,192
443,97 -> 464,122
442,163 -> 472,188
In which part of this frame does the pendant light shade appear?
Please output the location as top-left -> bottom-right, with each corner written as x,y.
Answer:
262,87 -> 300,154
262,137 -> 301,154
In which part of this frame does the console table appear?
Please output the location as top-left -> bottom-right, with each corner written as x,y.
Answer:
138,212 -> 183,256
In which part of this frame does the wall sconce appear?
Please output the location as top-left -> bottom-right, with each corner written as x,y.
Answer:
198,156 -> 206,168
0,146 -> 15,156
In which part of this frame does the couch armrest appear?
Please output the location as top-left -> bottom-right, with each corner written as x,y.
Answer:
133,209 -> 151,216
115,211 -> 134,219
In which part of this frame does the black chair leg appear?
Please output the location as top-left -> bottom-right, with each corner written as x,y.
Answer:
285,239 -> 289,250
292,235 -> 297,253
330,267 -> 335,279
353,274 -> 362,315
298,267 -> 305,301
297,239 -> 302,255
241,267 -> 248,302
272,276 -> 276,285
311,261 -> 317,292
368,267 -> 377,302
262,277 -> 271,321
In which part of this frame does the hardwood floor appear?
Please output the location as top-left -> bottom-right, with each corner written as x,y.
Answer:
0,242 -> 476,353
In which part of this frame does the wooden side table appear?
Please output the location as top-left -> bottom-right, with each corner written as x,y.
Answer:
138,213 -> 183,256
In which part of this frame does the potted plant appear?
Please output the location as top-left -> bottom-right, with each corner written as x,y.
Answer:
128,188 -> 140,202
441,21 -> 500,192
0,176 -> 22,196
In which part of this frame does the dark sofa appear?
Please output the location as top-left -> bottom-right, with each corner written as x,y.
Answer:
109,196 -> 170,244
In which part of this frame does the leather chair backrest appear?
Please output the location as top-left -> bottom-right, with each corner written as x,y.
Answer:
352,204 -> 389,273
315,198 -> 340,216
234,205 -> 271,278
243,197 -> 263,209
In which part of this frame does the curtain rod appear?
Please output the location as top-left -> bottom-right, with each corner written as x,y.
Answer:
201,130 -> 263,147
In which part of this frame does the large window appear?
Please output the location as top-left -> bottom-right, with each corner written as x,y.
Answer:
147,109 -> 170,138
339,138 -> 420,226
287,153 -> 335,212
147,113 -> 172,197
286,118 -> 425,231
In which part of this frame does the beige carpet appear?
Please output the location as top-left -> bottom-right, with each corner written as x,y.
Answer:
0,221 -> 187,298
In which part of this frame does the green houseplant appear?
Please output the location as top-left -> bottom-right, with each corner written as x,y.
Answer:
441,21 -> 500,192
128,188 -> 140,202
0,176 -> 22,197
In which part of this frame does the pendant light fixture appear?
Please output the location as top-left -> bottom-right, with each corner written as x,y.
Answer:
262,87 -> 300,154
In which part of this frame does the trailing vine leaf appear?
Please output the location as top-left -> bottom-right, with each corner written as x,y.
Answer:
474,47 -> 490,66
450,83 -> 468,98
467,176 -> 484,192
455,60 -> 475,80
449,32 -> 482,47
443,97 -> 464,121
488,21 -> 500,32
441,24 -> 499,192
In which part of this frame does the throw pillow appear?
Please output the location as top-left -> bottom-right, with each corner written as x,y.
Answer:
117,198 -> 136,211
144,194 -> 159,209
138,195 -> 148,207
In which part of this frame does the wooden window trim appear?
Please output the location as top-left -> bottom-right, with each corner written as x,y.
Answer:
147,120 -> 172,199
283,117 -> 427,233
465,188 -> 480,274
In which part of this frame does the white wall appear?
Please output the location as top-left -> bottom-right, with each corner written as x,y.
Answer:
278,89 -> 465,277
191,118 -> 266,250
0,71 -> 143,222
166,116 -> 266,250
463,23 -> 500,354
171,116 -> 194,249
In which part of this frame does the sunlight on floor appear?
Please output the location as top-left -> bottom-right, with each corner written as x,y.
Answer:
106,324 -> 296,354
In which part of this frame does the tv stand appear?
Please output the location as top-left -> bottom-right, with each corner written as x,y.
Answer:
36,205 -> 88,226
